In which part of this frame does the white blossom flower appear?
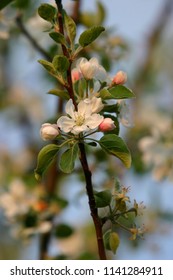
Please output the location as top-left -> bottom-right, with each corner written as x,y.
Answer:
57,98 -> 104,135
0,179 -> 35,220
40,123 -> 59,140
77,57 -> 107,81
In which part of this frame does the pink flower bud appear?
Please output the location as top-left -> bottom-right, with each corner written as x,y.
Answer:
71,68 -> 82,83
40,123 -> 59,141
112,71 -> 127,85
99,118 -> 115,132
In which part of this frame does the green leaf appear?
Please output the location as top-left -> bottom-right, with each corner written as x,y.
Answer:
59,143 -> 78,173
63,10 -> 76,45
49,32 -> 66,46
55,224 -> 74,239
109,85 -> 135,99
52,55 -> 70,72
99,134 -> 131,168
102,104 -> 119,113
35,144 -> 59,180
109,232 -> 120,254
38,4 -> 56,22
38,59 -> 55,74
100,88 -> 112,99
79,26 -> 105,47
103,230 -> 111,251
0,0 -> 14,10
94,190 -> 112,208
48,89 -> 69,100
86,141 -> 97,147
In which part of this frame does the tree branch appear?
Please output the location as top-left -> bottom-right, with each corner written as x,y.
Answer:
55,0 -> 107,259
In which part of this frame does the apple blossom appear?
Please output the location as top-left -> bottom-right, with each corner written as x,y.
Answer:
40,123 -> 59,140
57,98 -> 104,135
99,118 -> 115,132
77,57 -> 107,81
112,71 -> 127,85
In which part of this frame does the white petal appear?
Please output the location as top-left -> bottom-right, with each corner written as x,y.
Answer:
90,97 -> 104,113
57,116 -> 75,132
89,57 -> 99,66
78,100 -> 91,116
72,124 -> 89,135
65,99 -> 75,118
85,114 -> 104,129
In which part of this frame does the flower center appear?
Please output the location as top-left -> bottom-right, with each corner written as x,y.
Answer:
75,115 -> 85,126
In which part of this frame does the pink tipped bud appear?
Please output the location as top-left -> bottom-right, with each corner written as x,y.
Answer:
40,123 -> 59,141
99,118 -> 115,132
71,68 -> 82,83
112,71 -> 127,85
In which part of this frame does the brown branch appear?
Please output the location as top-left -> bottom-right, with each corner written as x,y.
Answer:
79,143 -> 107,259
55,0 -> 107,260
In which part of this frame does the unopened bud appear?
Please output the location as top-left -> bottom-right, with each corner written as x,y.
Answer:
71,68 -> 82,83
40,123 -> 59,141
99,118 -> 115,132
112,71 -> 127,85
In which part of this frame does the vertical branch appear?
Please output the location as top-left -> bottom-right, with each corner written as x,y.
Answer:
78,143 -> 107,259
55,0 -> 107,260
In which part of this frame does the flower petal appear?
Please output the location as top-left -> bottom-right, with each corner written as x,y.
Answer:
65,99 -> 75,119
57,116 -> 75,133
85,114 -> 104,129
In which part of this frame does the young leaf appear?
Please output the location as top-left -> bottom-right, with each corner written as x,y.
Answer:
52,55 -> 70,72
49,32 -> 66,46
38,4 -> 56,22
48,89 -> 69,100
79,26 -> 105,47
99,134 -> 131,168
63,10 -> 76,45
100,88 -> 112,99
59,143 -> 78,173
109,85 -> 135,99
38,59 -> 55,74
0,0 -> 14,10
35,144 -> 59,180
109,232 -> 120,254
94,190 -> 112,208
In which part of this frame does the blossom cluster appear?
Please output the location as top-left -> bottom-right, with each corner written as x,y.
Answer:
40,57 -> 130,141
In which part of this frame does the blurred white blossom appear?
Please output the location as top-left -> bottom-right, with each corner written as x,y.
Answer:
138,112 -> 173,181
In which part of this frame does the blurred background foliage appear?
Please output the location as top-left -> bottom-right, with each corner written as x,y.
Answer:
0,0 -> 173,259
